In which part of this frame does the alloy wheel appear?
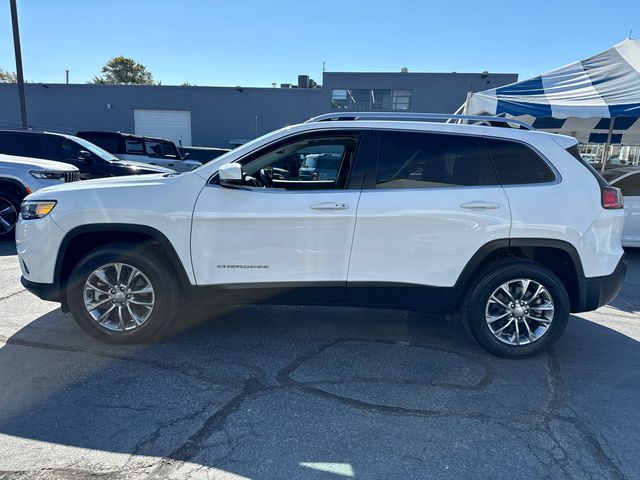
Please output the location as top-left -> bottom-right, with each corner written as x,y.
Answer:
485,278 -> 554,346
0,197 -> 18,234
83,263 -> 155,332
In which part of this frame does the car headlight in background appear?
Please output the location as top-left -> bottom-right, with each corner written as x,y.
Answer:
29,170 -> 66,180
21,201 -> 57,220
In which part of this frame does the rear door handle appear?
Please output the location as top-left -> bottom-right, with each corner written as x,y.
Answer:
460,201 -> 500,210
309,202 -> 349,210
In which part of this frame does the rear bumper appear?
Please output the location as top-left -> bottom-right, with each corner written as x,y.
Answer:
21,276 -> 61,303
573,256 -> 627,313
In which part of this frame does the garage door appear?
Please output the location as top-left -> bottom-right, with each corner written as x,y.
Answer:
133,109 -> 192,146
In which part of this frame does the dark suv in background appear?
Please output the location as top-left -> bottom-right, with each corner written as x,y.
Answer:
0,130 -> 174,179
77,131 -> 200,172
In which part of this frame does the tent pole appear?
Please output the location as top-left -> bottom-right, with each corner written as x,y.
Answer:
600,117 -> 616,174
448,103 -> 465,122
461,91 -> 472,124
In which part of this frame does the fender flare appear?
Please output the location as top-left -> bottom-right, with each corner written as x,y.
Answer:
54,223 -> 192,290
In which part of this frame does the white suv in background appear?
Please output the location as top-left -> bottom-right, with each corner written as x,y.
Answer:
0,154 -> 79,239
16,113 -> 626,357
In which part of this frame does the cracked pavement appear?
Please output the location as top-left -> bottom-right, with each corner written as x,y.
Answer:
0,240 -> 639,479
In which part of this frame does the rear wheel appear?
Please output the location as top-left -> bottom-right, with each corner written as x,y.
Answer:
67,243 -> 178,343
463,261 -> 569,358
0,191 -> 21,240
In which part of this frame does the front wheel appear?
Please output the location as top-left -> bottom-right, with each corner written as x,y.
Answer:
67,243 -> 178,343
0,191 -> 21,240
463,261 -> 570,358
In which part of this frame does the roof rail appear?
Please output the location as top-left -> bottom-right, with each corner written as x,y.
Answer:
304,112 -> 534,130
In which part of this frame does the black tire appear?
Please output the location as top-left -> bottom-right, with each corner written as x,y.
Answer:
66,242 -> 178,344
462,261 -> 569,358
0,190 -> 21,240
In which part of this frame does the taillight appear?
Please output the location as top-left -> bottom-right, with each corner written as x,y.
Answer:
602,186 -> 624,209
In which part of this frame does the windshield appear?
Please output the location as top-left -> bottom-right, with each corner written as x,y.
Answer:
64,134 -> 119,162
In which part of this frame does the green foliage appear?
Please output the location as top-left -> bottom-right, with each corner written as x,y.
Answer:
89,56 -> 154,85
0,68 -> 18,83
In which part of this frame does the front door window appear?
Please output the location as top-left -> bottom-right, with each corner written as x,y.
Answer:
239,136 -> 357,190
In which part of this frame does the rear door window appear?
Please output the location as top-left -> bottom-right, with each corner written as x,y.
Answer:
125,139 -> 145,155
375,131 -> 497,189
160,141 -> 180,159
145,141 -> 163,158
484,137 -> 555,185
0,133 -> 40,158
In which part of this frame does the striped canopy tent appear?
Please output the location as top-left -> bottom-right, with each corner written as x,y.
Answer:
465,39 -> 640,148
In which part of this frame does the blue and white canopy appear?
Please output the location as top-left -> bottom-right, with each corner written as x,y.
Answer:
466,39 -> 640,143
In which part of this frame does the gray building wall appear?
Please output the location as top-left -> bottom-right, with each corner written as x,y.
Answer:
0,71 -> 517,148
322,71 -> 515,114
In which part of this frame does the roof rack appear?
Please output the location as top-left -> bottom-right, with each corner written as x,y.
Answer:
304,112 -> 534,130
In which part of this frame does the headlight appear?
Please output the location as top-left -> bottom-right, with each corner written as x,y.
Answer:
21,201 -> 57,220
29,170 -> 65,180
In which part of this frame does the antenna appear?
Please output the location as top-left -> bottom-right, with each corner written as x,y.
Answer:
629,29 -> 633,39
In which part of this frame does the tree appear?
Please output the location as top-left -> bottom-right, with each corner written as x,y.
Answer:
89,56 -> 154,85
0,68 -> 18,83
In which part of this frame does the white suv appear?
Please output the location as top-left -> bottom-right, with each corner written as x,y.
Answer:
0,153 -> 79,239
15,113 -> 627,357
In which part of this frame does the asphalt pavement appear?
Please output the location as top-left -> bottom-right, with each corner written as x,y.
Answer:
0,239 -> 639,480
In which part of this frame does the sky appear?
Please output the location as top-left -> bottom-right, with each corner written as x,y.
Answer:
1,0 -> 639,87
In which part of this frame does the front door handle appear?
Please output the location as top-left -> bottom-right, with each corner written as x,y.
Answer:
309,202 -> 349,210
460,201 -> 500,210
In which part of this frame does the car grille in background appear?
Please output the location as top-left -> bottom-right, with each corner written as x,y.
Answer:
64,171 -> 80,183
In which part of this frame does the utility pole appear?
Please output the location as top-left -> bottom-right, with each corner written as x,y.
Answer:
10,0 -> 28,129
65,69 -> 69,84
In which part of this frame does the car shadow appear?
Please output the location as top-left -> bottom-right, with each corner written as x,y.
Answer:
0,299 -> 639,478
606,247 -> 640,313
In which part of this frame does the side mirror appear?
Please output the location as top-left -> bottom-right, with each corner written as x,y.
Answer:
182,152 -> 190,159
218,163 -> 244,187
78,150 -> 93,164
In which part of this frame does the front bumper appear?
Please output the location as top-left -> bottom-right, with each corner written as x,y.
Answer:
573,256 -> 627,313
21,276 -> 61,303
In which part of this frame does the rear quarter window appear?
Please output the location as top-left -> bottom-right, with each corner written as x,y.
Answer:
484,137 -> 555,185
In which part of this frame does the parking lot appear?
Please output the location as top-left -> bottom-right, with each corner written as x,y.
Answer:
0,239 -> 638,479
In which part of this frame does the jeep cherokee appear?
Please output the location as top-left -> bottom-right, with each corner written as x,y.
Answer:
16,113 -> 627,357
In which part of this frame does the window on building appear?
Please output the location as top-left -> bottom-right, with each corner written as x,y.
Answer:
331,89 -> 412,111
392,90 -> 411,110
376,131 -> 497,189
331,89 -> 349,109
